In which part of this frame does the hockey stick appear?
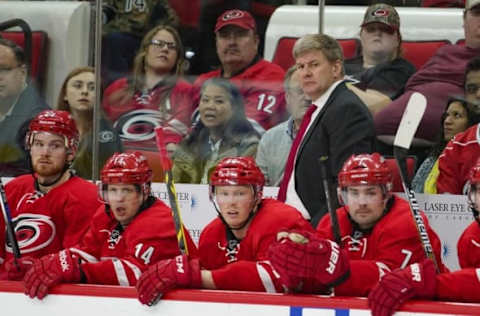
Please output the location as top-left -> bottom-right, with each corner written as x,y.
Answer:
318,156 -> 342,247
393,92 -> 439,272
154,127 -> 188,255
0,178 -> 21,262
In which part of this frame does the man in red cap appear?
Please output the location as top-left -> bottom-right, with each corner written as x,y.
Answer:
193,9 -> 287,135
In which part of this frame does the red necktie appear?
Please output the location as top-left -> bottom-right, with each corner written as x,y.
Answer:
277,104 -> 316,201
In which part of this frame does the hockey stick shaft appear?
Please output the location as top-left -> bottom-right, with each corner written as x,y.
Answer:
0,178 -> 21,260
393,92 -> 438,272
154,127 -> 188,255
394,147 -> 438,271
318,156 -> 342,246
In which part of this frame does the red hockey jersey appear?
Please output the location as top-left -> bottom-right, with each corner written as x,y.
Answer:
198,198 -> 313,292
437,123 -> 480,194
436,268 -> 480,302
316,195 -> 447,296
193,59 -> 287,133
457,220 -> 480,269
0,175 -> 100,279
70,199 -> 194,286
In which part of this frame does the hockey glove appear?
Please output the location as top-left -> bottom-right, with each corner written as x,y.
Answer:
136,255 -> 202,306
5,256 -> 37,281
368,259 -> 437,316
267,230 -> 350,293
24,249 -> 82,299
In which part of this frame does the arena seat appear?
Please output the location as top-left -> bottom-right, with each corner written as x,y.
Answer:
401,40 -> 451,70
0,30 -> 48,92
384,156 -> 417,193
271,37 -> 360,70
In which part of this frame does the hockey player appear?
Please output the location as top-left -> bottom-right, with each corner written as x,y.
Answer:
268,153 -> 447,296
457,157 -> 480,268
0,110 -> 100,280
23,151 -> 196,299
136,157 -> 350,305
368,156 -> 480,315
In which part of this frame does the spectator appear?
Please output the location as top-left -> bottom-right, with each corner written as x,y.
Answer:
193,9 -> 287,135
0,110 -> 100,280
136,157 -> 347,306
101,0 -> 179,87
0,38 -> 50,177
437,57 -> 480,194
411,98 -> 477,193
57,66 -> 122,179
269,153 -> 447,297
21,152 -> 197,299
172,78 -> 260,184
375,0 -> 480,152
102,25 -> 193,182
256,66 -> 310,186
345,3 -> 416,115
277,33 -> 376,227
368,259 -> 480,316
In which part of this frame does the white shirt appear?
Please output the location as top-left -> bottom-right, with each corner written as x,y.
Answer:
284,79 -> 343,219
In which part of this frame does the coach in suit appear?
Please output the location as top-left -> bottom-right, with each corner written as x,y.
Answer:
278,33 -> 376,227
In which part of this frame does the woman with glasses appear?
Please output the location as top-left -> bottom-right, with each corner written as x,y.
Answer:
102,25 -> 193,181
57,67 -> 122,179
345,3 -> 415,115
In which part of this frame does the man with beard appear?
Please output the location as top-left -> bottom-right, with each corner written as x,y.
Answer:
193,9 -> 286,135
0,110 -> 100,280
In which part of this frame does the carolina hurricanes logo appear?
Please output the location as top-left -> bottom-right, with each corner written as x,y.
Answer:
372,9 -> 389,17
222,10 -> 244,21
5,213 -> 56,254
114,109 -> 163,143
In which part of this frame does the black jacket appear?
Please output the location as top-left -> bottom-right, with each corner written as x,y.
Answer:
294,82 -> 376,227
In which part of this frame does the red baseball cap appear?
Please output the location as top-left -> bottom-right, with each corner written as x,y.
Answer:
215,10 -> 256,32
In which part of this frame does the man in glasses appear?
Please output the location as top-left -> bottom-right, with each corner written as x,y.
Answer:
345,3 -> 415,115
193,9 -> 287,135
0,38 -> 49,176
437,56 -> 480,194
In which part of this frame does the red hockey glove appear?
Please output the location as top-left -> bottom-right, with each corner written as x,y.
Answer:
24,249 -> 82,299
136,255 -> 202,306
5,256 -> 37,281
368,259 -> 437,316
267,230 -> 350,293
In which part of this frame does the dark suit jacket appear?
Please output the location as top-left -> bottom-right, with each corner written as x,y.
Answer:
294,81 -> 376,227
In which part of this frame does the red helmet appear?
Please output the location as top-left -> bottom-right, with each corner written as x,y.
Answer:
210,157 -> 265,200
467,158 -> 480,218
101,151 -> 153,185
26,110 -> 79,152
338,153 -> 392,191
210,156 -> 264,186
469,158 -> 480,186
